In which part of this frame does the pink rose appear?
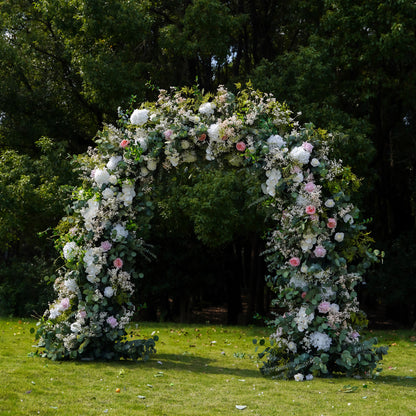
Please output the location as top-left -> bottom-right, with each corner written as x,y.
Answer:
198,133 -> 206,142
302,142 -> 314,153
318,301 -> 331,313
107,316 -> 118,328
305,205 -> 316,215
164,129 -> 173,139
327,218 -> 337,229
289,257 -> 301,267
60,298 -> 70,311
301,291 -> 307,299
314,245 -> 327,258
113,258 -> 123,268
236,141 -> 246,152
304,182 -> 316,193
350,330 -> 360,340
101,241 -> 112,252
120,139 -> 130,148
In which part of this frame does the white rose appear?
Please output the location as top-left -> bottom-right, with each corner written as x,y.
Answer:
334,232 -> 344,242
311,158 -> 320,167
325,199 -> 335,208
343,214 -> 354,224
207,123 -> 220,141
94,168 -> 110,186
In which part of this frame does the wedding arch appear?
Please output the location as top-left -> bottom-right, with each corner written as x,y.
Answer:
34,85 -> 387,379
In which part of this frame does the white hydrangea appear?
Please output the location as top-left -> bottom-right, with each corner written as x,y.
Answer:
182,151 -> 197,163
94,168 -> 111,186
106,156 -> 122,171
289,146 -> 310,165
147,158 -> 157,171
261,168 -> 282,197
207,123 -> 220,141
309,331 -> 332,351
135,136 -> 148,152
130,109 -> 149,125
112,223 -> 129,242
289,275 -> 308,289
63,241 -> 78,261
300,234 -> 317,252
198,102 -> 216,116
102,188 -> 114,200
267,134 -> 286,151
104,286 -> 114,298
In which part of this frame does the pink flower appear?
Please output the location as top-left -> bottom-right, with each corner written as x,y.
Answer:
113,258 -> 123,268
327,218 -> 337,229
236,141 -> 246,152
164,129 -> 173,139
305,205 -> 316,215
289,257 -> 301,267
318,301 -> 331,313
302,142 -> 314,153
198,133 -> 206,142
314,245 -> 327,258
292,166 -> 301,174
107,316 -> 118,328
78,310 -> 87,319
60,298 -> 70,311
304,182 -> 316,193
120,139 -> 130,148
101,241 -> 112,252
301,291 -> 307,299
310,214 -> 319,222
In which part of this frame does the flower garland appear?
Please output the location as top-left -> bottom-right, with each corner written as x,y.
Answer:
34,85 -> 387,376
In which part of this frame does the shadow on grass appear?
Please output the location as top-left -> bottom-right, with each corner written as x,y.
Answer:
70,352 -> 263,379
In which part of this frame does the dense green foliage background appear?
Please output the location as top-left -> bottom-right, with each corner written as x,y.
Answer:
0,0 -> 415,326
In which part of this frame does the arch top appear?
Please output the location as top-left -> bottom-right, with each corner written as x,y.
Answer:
34,84 -> 386,378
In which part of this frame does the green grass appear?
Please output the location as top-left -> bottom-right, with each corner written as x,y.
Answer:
1,318 -> 415,415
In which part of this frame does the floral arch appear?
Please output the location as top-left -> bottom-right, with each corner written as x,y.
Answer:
34,85 -> 387,379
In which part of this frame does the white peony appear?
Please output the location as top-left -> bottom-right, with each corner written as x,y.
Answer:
130,109 -> 149,125
106,156 -> 122,171
118,183 -> 136,206
294,373 -> 304,382
261,168 -> 282,197
64,278 -> 78,293
289,146 -> 310,165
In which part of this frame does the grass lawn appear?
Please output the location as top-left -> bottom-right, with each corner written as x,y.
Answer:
1,318 -> 415,415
